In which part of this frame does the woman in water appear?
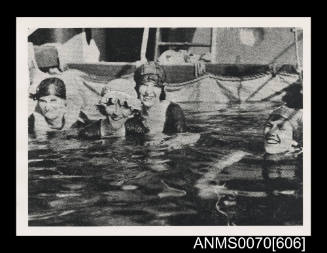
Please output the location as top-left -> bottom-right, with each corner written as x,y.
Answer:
264,80 -> 303,156
195,80 -> 303,222
132,61 -> 187,135
78,79 -> 146,139
129,62 -> 202,149
28,77 -> 89,138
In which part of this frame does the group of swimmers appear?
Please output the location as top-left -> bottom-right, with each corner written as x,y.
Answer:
28,60 -> 303,157
29,62 -> 186,139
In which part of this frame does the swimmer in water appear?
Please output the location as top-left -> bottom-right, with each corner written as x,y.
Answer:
195,80 -> 303,198
262,81 -> 303,202
28,77 -> 89,138
78,79 -> 146,139
131,62 -> 201,149
264,80 -> 303,156
133,61 -> 187,135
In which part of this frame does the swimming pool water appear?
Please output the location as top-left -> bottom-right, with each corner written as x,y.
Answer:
28,102 -> 302,226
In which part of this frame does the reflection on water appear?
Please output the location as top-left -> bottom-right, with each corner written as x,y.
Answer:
28,102 -> 302,226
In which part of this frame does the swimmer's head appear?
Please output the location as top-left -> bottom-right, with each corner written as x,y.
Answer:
282,80 -> 303,109
134,62 -> 166,87
33,78 -> 67,120
264,107 -> 300,154
97,79 -> 141,122
97,93 -> 134,122
33,77 -> 66,100
134,62 -> 166,106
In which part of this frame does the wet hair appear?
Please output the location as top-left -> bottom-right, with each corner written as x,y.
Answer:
32,78 -> 66,100
282,80 -> 303,109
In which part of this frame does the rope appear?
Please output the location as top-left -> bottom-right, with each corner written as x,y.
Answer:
166,71 -> 272,90
166,74 -> 214,90
212,71 -> 271,82
166,69 -> 298,102
165,65 -> 298,97
214,79 -> 240,102
278,71 -> 300,78
244,74 -> 276,102
167,72 -> 273,90
278,74 -> 298,85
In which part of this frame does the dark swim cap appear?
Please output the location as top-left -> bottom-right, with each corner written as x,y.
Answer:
282,79 -> 303,109
134,62 -> 166,87
33,78 -> 66,100
285,79 -> 302,93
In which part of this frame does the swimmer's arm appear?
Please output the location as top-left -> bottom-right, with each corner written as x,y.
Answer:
125,116 -> 149,137
146,132 -> 200,150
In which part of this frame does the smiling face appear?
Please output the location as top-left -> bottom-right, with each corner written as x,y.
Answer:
264,114 -> 294,154
138,80 -> 162,108
99,97 -> 133,123
38,95 -> 66,120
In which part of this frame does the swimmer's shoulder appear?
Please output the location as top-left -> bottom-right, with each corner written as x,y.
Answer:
164,102 -> 187,134
167,102 -> 183,112
78,119 -> 102,139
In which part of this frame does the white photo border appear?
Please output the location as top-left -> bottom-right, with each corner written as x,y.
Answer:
16,17 -> 311,236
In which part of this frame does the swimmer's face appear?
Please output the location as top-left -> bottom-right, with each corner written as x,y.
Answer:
264,115 -> 294,154
100,97 -> 132,121
138,80 -> 161,108
38,95 -> 66,120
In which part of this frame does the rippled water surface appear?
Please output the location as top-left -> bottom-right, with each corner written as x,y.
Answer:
28,102 -> 302,226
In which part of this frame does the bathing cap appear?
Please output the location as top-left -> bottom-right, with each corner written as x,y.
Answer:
33,77 -> 66,100
98,79 -> 142,110
134,61 -> 166,87
270,106 -> 302,130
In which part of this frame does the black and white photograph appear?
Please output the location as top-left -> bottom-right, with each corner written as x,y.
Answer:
16,17 -> 311,235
